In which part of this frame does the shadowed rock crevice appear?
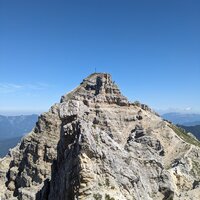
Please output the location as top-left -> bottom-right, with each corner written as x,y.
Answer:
36,117 -> 82,200
35,179 -> 50,200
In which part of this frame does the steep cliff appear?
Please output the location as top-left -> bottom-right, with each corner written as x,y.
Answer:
0,73 -> 200,200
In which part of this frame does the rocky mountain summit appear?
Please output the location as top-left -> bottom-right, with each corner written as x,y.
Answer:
0,73 -> 200,200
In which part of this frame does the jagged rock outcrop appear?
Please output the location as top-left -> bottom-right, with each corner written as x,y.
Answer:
0,73 -> 200,200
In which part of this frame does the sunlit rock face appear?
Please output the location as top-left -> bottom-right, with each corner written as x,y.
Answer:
0,73 -> 200,200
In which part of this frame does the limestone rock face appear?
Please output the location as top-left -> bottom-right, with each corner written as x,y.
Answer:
0,73 -> 200,200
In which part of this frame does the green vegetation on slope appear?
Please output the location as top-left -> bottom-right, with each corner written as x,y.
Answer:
179,125 -> 200,140
169,124 -> 200,148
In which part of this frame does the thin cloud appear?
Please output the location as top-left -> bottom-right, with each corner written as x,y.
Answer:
0,83 -> 50,93
184,107 -> 192,111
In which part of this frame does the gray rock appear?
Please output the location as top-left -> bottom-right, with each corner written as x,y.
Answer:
0,73 -> 200,200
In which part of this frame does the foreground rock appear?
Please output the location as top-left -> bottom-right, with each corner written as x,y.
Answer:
0,73 -> 200,200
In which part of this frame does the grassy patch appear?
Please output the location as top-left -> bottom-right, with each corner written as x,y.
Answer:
93,193 -> 103,200
105,194 -> 115,200
169,124 -> 200,148
191,160 -> 200,176
105,178 -> 110,187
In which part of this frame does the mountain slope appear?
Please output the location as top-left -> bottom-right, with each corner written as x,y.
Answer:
0,137 -> 22,158
0,73 -> 200,200
179,125 -> 200,140
0,114 -> 38,139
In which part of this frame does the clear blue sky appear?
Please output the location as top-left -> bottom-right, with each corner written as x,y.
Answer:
0,0 -> 200,115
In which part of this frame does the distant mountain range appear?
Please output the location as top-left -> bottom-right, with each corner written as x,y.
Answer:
0,136 -> 22,157
162,112 -> 200,126
178,125 -> 200,141
0,114 -> 38,139
162,112 -> 200,141
180,121 -> 200,126
0,114 -> 38,157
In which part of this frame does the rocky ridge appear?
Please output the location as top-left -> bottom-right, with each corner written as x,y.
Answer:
0,73 -> 200,200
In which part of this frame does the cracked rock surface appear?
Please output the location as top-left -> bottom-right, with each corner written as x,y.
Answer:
0,73 -> 200,200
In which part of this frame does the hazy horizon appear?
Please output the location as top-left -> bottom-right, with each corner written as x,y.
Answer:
1,104 -> 200,116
